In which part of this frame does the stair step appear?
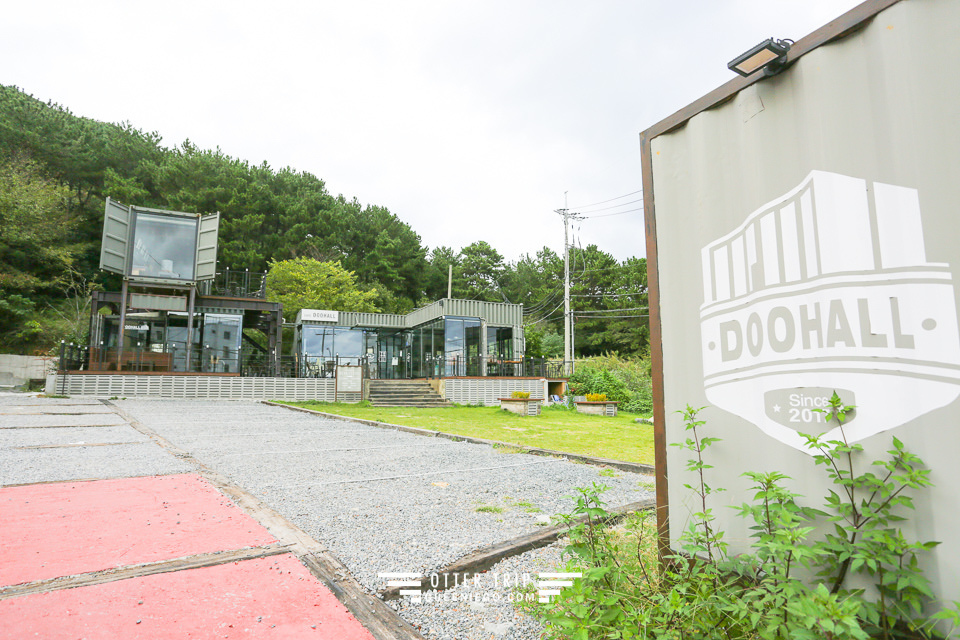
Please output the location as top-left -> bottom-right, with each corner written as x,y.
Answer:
367,379 -> 451,407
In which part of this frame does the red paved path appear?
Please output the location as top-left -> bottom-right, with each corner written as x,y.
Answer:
0,474 -> 275,585
1,554 -> 373,639
0,475 -> 376,640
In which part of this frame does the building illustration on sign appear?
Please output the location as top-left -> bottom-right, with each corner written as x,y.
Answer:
699,170 -> 960,451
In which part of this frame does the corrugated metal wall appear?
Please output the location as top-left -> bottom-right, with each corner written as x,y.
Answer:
334,311 -> 406,329
301,299 -> 522,330
404,299 -> 522,328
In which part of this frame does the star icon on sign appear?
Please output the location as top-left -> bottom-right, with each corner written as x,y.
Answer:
772,404 -> 781,413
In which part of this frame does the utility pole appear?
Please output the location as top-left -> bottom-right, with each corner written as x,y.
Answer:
557,195 -> 581,376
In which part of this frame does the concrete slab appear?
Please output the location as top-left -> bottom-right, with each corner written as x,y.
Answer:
0,444 -> 193,486
0,413 -> 129,427
0,404 -> 118,415
0,474 -> 276,586
0,425 -> 150,448
0,554 -> 376,640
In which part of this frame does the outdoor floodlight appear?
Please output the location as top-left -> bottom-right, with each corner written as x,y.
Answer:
727,38 -> 793,77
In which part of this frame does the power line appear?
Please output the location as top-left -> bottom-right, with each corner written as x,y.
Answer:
575,306 -> 649,314
574,264 -> 644,274
525,300 -> 566,326
581,206 -> 643,219
571,198 -> 643,214
571,292 -> 646,298
574,314 -> 649,319
569,189 -> 643,211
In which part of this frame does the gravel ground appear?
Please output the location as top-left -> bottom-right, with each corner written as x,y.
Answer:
0,442 -> 193,486
0,425 -> 151,448
0,394 -> 102,406
0,413 -> 129,427
115,398 -> 652,638
0,395 -> 192,486
389,542 -> 567,640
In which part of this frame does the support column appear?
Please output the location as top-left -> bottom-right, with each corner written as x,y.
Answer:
185,287 -> 196,372
116,280 -> 128,370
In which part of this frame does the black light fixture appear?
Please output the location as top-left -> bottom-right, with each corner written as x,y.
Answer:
727,38 -> 794,77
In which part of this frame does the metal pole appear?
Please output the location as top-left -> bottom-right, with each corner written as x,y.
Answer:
560,206 -> 571,376
185,287 -> 197,371
447,264 -> 453,299
116,279 -> 128,370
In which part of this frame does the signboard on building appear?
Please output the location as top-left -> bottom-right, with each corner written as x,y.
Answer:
641,0 -> 959,612
297,309 -> 340,323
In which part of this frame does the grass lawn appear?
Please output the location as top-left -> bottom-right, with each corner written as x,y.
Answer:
280,402 -> 655,465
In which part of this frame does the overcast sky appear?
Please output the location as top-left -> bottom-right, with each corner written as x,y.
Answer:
6,0 -> 864,263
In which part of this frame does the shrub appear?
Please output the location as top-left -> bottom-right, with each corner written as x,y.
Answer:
511,390 -> 531,399
585,393 -> 608,402
569,353 -> 652,413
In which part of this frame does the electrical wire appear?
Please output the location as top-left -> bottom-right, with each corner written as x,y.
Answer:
571,198 -> 643,214
571,292 -> 646,298
524,299 -> 566,326
574,306 -> 648,314
568,189 -> 643,211
580,206 -> 643,219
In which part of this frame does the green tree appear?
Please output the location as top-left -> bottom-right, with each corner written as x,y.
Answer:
264,258 -> 380,320
569,246 -> 648,357
455,241 -> 506,302
423,245 -> 460,301
0,155 -> 82,350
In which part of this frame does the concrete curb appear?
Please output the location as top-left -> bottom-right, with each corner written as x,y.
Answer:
262,401 -> 655,475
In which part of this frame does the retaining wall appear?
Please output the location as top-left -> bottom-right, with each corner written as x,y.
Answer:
444,378 -> 547,406
45,374 -> 356,402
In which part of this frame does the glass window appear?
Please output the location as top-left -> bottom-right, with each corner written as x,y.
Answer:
443,317 -> 481,376
166,313 -> 200,372
411,326 -> 423,378
431,320 -> 444,376
130,212 -> 198,280
487,326 -> 514,359
202,314 -> 242,373
302,326 -> 334,359
333,327 -> 364,359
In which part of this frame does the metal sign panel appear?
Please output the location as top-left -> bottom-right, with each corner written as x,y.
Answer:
641,0 -> 960,611
336,366 -> 363,394
99,198 -> 131,274
129,293 -> 188,312
298,309 -> 339,323
196,212 -> 220,281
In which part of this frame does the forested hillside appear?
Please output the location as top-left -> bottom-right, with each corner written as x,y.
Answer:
0,84 -> 647,356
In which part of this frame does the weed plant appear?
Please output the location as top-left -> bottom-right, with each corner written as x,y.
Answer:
536,395 -> 960,639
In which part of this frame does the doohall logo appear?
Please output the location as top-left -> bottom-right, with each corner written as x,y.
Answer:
699,170 -> 960,452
